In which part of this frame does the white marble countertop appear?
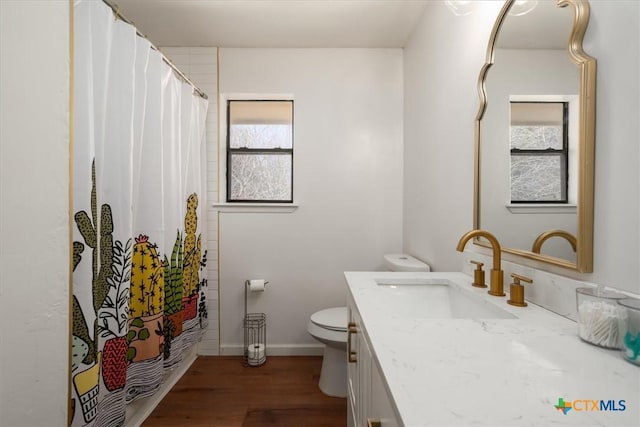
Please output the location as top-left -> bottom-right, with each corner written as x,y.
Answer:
345,271 -> 640,427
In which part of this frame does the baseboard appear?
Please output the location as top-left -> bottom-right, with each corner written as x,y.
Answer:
124,346 -> 198,427
219,343 -> 324,356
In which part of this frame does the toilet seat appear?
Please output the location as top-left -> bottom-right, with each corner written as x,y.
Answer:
310,307 -> 347,332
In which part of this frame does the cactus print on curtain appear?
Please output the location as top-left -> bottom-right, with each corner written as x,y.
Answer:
71,1 -> 208,426
160,78 -> 209,370
124,40 -> 166,403
178,80 -> 209,353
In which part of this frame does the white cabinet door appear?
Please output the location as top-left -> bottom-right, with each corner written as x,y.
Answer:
348,297 -> 372,427
348,294 -> 400,427
358,327 -> 372,425
369,362 -> 400,427
347,299 -> 360,427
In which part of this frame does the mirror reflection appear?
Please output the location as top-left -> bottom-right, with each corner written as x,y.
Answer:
476,0 -> 595,270
510,101 -> 569,203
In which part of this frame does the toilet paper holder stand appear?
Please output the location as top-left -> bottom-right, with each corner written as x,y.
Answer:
243,279 -> 268,367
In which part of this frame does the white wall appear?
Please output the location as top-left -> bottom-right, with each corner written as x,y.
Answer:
403,1 -> 503,271
403,1 -> 639,295
586,0 -> 639,293
218,48 -> 404,353
0,1 -> 70,426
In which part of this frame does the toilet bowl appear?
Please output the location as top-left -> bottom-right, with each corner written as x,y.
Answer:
307,254 -> 430,397
307,307 -> 348,397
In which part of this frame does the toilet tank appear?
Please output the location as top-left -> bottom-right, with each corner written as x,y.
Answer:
384,254 -> 431,272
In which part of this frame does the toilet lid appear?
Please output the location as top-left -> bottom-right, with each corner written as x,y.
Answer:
310,307 -> 347,332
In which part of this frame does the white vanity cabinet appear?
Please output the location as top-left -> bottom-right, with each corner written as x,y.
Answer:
347,294 -> 400,427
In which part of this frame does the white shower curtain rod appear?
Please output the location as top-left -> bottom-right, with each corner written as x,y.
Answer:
102,0 -> 209,100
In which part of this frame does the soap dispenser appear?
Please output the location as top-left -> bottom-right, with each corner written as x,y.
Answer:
507,273 -> 533,307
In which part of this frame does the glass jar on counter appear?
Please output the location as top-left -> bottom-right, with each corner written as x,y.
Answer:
575,287 -> 627,349
617,298 -> 640,366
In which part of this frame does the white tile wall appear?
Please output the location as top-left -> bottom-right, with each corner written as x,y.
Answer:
162,47 -> 220,355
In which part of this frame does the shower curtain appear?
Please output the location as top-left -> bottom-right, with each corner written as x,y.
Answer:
71,1 -> 208,425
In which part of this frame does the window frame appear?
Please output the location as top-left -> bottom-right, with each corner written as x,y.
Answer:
509,101 -> 569,204
222,97 -> 294,204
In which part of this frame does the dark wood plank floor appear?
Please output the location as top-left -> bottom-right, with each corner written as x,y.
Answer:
142,356 -> 347,427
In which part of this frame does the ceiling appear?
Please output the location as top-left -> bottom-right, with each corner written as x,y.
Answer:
111,0 -> 430,48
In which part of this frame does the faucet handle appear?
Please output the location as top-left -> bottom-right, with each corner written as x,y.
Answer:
507,273 -> 533,307
470,260 -> 487,288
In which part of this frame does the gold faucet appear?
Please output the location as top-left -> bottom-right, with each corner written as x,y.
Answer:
531,229 -> 577,254
456,230 -> 505,296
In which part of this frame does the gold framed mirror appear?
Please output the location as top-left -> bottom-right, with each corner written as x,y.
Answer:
474,0 -> 596,272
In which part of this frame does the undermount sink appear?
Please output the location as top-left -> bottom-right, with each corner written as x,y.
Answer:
374,278 -> 516,319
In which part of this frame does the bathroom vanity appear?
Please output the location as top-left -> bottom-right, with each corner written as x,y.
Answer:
345,271 -> 639,426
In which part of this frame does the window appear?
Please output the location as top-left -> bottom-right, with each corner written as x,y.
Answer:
509,101 -> 568,203
226,100 -> 293,203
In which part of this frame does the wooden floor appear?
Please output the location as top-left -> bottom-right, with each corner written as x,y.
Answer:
142,356 -> 347,427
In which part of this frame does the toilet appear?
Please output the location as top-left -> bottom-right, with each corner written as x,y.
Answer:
307,254 -> 430,397
382,253 -> 432,273
307,307 -> 348,397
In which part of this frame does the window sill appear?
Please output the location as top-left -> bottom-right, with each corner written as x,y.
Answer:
212,202 -> 299,213
506,204 -> 577,214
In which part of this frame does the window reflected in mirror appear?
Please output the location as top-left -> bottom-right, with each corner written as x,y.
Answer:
509,101 -> 568,203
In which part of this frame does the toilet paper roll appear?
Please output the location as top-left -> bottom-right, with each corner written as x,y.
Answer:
249,279 -> 266,292
247,343 -> 266,366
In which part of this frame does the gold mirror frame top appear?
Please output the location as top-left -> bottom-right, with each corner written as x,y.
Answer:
473,0 -> 596,273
